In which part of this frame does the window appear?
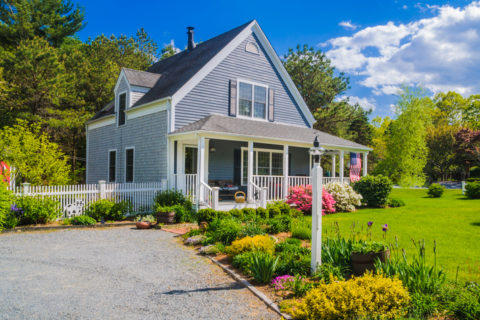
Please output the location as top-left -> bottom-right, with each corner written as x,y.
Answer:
125,148 -> 134,183
241,148 -> 283,185
118,93 -> 127,126
238,81 -> 267,120
108,150 -> 116,182
245,42 -> 259,55
184,146 -> 198,174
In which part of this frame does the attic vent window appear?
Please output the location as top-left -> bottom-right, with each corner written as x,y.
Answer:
245,42 -> 259,55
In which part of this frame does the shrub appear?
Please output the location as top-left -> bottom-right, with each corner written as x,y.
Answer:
286,185 -> 336,215
70,215 -> 97,226
172,204 -> 194,223
0,183 -> 13,230
427,183 -> 445,198
388,198 -> 405,207
275,242 -> 311,276
242,208 -> 257,221
465,182 -> 480,199
249,251 -> 279,284
256,206 -> 268,219
266,214 -> 292,234
352,175 -> 393,207
154,189 -> 188,207
272,275 -> 313,297
266,201 -> 298,218
85,199 -> 130,221
232,251 -> 256,273
110,200 -> 132,220
227,234 -> 275,256
239,221 -> 265,238
207,217 -> 242,245
439,283 -> 480,320
15,196 -> 60,225
291,217 -> 311,240
281,273 -> 410,320
325,182 -> 362,212
196,208 -> 223,224
229,209 -> 243,220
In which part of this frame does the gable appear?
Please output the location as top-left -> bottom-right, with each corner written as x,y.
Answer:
174,33 -> 310,129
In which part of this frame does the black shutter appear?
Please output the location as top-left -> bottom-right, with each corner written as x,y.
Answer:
229,80 -> 237,116
268,88 -> 274,121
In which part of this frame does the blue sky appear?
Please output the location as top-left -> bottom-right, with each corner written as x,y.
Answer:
76,0 -> 479,118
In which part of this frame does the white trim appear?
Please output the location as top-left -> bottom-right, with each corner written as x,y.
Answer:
245,41 -> 260,55
125,147 -> 135,183
127,99 -> 170,120
251,23 -> 316,126
236,79 -> 268,121
130,85 -> 150,93
184,144 -> 198,174
117,91 -> 128,127
85,123 -> 89,182
87,116 -> 115,130
114,69 -> 132,94
108,149 -> 117,183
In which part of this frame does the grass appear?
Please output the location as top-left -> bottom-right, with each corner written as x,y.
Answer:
315,188 -> 480,283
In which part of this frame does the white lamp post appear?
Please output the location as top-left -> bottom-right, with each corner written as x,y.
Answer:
309,136 -> 325,273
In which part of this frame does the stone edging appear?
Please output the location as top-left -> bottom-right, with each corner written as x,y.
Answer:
207,256 -> 293,320
1,222 -> 137,233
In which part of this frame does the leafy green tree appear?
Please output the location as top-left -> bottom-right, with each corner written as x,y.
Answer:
370,116 -> 392,173
0,0 -> 85,47
464,95 -> 480,130
160,43 -> 177,60
425,125 -> 458,182
380,87 -> 433,186
0,120 -> 70,185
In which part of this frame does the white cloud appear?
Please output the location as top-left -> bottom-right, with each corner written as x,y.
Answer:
324,1 -> 480,97
338,20 -> 358,30
339,96 -> 376,111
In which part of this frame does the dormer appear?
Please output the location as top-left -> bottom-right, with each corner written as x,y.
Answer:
114,68 -> 161,126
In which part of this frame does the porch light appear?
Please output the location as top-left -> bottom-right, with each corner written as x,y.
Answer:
309,136 -> 325,165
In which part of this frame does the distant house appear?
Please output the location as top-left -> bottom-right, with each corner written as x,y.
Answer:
86,20 -> 371,209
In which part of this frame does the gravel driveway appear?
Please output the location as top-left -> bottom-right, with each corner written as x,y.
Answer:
0,227 -> 278,320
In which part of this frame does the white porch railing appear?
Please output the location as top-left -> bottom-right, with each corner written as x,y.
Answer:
200,181 -> 213,208
169,174 -> 197,202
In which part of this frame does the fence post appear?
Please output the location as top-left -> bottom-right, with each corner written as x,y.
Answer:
461,180 -> 466,195
212,187 -> 220,210
98,180 -> 106,199
161,179 -> 167,190
260,187 -> 267,208
22,182 -> 30,195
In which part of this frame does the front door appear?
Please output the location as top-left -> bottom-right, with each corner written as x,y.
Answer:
184,146 -> 198,174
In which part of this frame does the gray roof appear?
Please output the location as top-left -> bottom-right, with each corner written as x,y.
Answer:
90,21 -> 253,121
123,68 -> 162,88
171,115 -> 371,151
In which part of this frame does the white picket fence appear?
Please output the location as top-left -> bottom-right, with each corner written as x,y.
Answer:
13,181 -> 165,218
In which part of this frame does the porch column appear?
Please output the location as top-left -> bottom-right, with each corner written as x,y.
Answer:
197,136 -> 206,206
247,141 -> 254,202
363,152 -> 368,176
204,139 -> 210,184
331,154 -> 336,178
339,150 -> 344,182
168,138 -> 175,189
283,145 -> 289,199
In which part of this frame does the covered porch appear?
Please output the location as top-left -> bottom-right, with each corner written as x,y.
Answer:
167,115 -> 371,210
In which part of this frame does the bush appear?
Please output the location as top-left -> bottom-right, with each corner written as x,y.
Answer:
352,175 -> 393,207
280,273 -> 410,320
85,199 -> 130,221
266,214 -> 292,234
275,241 -> 311,276
291,217 -> 311,240
227,234 -> 275,256
272,275 -> 313,297
470,166 -> 480,178
427,183 -> 445,198
207,217 -> 242,245
172,204 -> 194,223
325,182 -> 362,212
0,183 -> 13,230
438,283 -> 480,320
154,189 -> 188,207
286,185 -> 336,215
228,209 -> 243,220
249,251 -> 279,284
465,182 -> 480,199
70,215 -> 97,226
232,251 -> 256,273
196,209 -> 230,224
15,196 -> 60,225
110,200 -> 132,220
242,208 -> 257,221
239,221 -> 265,238
312,262 -> 345,283
266,201 -> 298,218
388,198 -> 405,207
256,207 -> 268,219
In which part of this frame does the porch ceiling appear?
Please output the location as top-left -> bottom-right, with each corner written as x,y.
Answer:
169,114 -> 371,152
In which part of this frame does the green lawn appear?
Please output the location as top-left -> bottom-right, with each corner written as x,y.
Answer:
317,188 -> 480,283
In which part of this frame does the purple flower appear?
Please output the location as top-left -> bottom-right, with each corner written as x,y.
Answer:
382,224 -> 388,232
367,221 -> 373,227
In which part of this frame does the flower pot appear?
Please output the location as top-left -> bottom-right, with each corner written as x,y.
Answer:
136,221 -> 152,229
351,249 -> 390,276
156,211 -> 175,224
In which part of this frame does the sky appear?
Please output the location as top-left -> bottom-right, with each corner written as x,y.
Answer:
75,0 -> 480,119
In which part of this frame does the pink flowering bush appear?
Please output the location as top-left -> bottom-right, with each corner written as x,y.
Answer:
286,185 -> 336,215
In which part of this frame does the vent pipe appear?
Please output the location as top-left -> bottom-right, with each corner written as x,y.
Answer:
187,27 -> 195,51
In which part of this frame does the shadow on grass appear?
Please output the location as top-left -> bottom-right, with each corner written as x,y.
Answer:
162,282 -> 242,295
470,222 -> 480,227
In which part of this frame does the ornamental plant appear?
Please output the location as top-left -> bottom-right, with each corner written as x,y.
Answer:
325,182 -> 362,212
272,274 -> 313,297
286,185 -> 335,215
427,183 -> 445,198
227,234 -> 275,256
352,175 -> 393,207
0,183 -> 13,230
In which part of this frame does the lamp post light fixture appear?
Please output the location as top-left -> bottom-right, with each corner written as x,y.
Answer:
309,136 -> 325,273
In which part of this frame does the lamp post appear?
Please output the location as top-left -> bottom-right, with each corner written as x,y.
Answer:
309,137 -> 325,273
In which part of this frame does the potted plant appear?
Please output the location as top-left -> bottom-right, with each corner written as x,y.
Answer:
156,205 -> 175,224
135,215 -> 156,229
351,241 -> 389,275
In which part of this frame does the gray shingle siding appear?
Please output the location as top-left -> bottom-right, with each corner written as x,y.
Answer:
87,110 -> 168,184
116,76 -> 130,111
174,33 -> 310,130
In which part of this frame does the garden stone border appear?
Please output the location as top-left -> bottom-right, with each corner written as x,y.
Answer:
1,222 -> 137,233
207,256 -> 293,320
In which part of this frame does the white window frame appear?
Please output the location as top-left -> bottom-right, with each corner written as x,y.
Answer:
183,144 -> 198,175
125,147 -> 135,183
240,147 -> 283,186
117,91 -> 128,127
236,79 -> 268,121
108,149 -> 117,183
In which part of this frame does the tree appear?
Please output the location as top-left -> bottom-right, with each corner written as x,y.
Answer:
464,95 -> 480,130
0,120 -> 70,185
454,128 -> 480,178
0,0 -> 85,47
160,43 -> 177,60
425,125 -> 458,182
380,87 -> 432,186
370,116 -> 392,173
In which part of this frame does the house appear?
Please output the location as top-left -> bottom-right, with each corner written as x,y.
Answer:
86,20 -> 371,209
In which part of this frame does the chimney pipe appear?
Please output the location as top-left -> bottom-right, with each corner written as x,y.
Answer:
187,26 -> 195,51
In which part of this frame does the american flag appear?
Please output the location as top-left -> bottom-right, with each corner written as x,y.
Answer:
350,152 -> 362,182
